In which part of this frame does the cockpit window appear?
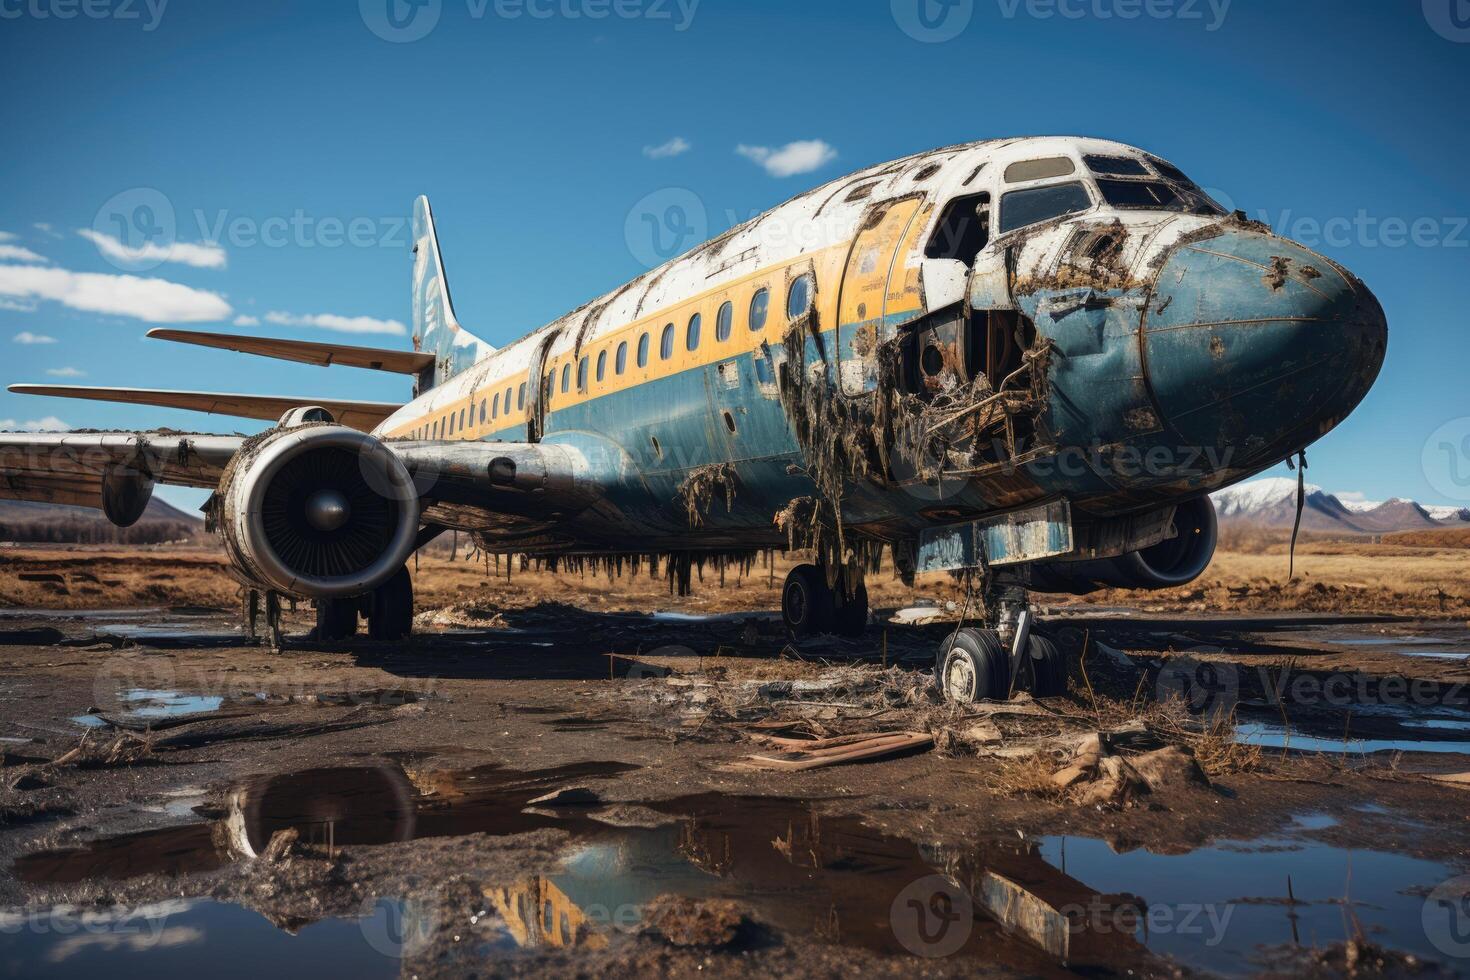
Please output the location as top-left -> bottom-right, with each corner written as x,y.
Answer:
1085,154 -> 1151,177
999,182 -> 1092,233
1004,157 -> 1076,183
1148,157 -> 1193,184
1096,178 -> 1224,216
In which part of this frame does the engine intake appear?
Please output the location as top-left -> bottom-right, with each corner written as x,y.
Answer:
216,424 -> 420,598
1027,496 -> 1218,595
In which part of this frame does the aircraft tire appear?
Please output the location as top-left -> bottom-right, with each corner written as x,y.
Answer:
937,628 -> 1007,703
831,576 -> 868,637
314,596 -> 359,642
1015,633 -> 1069,697
368,566 -> 414,641
782,563 -> 834,637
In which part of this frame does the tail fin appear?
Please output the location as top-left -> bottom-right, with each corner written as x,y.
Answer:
412,196 -> 494,390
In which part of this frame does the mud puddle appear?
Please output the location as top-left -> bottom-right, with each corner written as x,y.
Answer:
7,761 -> 1465,975
1036,818 -> 1458,976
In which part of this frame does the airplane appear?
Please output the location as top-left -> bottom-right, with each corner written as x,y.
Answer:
0,137 -> 1388,703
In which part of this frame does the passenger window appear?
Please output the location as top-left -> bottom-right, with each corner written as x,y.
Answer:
716,301 -> 733,342
561,362 -> 570,393
459,408 -> 466,430
448,413 -> 455,436
660,323 -> 674,360
578,356 -> 588,391
999,182 -> 1092,233
596,351 -> 606,382
786,275 -> 812,321
749,288 -> 769,331
1004,157 -> 1076,183
517,383 -> 525,410
504,387 -> 512,413
637,332 -> 650,367
492,393 -> 500,418
687,312 -> 701,351
615,341 -> 627,375
926,193 -> 991,265
479,399 -> 487,424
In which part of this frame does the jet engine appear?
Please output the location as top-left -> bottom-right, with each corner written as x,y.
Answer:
214,422 -> 420,598
1027,496 -> 1218,595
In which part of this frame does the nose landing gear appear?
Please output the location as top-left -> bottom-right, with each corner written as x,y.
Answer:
937,583 -> 1069,702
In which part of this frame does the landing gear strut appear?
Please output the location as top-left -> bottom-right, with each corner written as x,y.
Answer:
782,563 -> 868,638
937,580 -> 1068,702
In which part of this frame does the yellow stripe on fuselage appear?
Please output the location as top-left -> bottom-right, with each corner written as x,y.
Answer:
386,227 -> 923,441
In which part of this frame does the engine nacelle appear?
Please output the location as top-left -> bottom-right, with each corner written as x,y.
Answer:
214,423 -> 420,598
1027,496 -> 1218,595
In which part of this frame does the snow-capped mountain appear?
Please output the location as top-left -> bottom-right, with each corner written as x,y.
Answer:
1210,478 -> 1470,533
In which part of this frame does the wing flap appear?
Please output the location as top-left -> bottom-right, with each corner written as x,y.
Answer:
146,329 -> 435,376
8,385 -> 401,432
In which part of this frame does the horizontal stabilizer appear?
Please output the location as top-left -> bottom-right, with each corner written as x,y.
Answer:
8,384 -> 401,432
146,329 -> 435,376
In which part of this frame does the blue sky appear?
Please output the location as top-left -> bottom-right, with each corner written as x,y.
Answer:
1,0 -> 1467,511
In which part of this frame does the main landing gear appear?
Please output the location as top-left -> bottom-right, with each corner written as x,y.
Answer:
936,582 -> 1069,703
782,563 -> 868,638
312,565 -> 415,643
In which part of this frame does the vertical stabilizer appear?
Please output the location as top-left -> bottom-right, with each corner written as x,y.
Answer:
412,196 -> 495,389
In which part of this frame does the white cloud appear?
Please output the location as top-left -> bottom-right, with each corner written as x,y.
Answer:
0,244 -> 47,263
0,232 -> 14,242
0,264 -> 232,323
735,140 -> 838,178
77,229 -> 227,271
643,137 -> 692,159
233,315 -> 260,327
264,310 -> 406,336
45,366 -> 86,377
0,416 -> 71,432
0,298 -> 38,313
13,331 -> 55,344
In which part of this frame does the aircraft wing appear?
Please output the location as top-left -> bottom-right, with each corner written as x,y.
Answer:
0,431 -> 243,508
146,329 -> 436,376
8,384 -> 402,433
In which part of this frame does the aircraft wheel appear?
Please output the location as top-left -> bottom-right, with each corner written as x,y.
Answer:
938,628 -> 1008,703
1014,633 -> 1070,697
314,597 -> 359,642
782,563 -> 834,637
831,576 -> 869,638
368,566 -> 414,641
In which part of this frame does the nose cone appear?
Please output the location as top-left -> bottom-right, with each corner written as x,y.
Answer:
1143,228 -> 1386,468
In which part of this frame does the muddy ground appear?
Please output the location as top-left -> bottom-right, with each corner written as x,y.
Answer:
3,541 -> 1470,978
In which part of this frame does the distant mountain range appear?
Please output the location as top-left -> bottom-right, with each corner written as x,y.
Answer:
0,497 -> 202,545
1212,477 -> 1470,534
